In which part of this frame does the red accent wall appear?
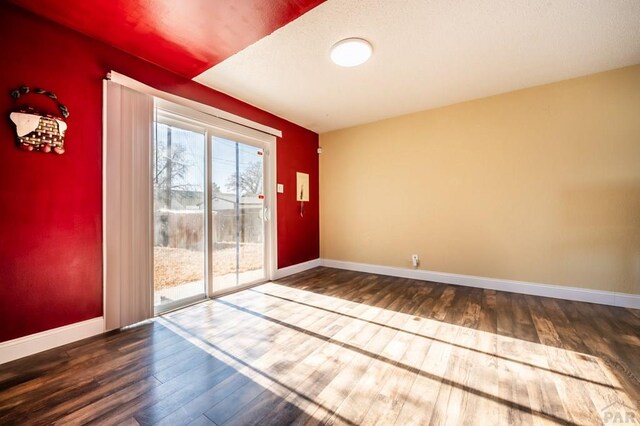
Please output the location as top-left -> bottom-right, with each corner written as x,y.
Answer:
8,0 -> 326,78
0,4 -> 319,343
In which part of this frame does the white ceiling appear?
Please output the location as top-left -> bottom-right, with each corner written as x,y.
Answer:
195,0 -> 640,133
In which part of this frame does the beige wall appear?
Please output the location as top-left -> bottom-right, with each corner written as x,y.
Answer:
320,65 -> 640,294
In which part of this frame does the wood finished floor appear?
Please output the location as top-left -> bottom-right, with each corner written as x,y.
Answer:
1,267 -> 639,425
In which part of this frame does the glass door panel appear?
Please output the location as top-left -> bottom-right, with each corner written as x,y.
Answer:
153,121 -> 206,312
238,143 -> 265,286
211,136 -> 266,292
211,136 -> 238,291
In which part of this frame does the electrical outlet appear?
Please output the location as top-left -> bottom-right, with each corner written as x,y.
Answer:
411,254 -> 419,268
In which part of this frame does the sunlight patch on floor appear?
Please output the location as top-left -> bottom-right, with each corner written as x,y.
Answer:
158,282 -> 639,425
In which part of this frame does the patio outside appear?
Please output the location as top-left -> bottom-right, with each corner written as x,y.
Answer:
154,243 -> 263,292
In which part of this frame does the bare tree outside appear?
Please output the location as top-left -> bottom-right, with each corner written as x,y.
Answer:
153,126 -> 197,206
154,125 -> 197,246
226,161 -> 263,195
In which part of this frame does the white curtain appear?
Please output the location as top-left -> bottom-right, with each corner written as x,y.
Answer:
104,80 -> 154,331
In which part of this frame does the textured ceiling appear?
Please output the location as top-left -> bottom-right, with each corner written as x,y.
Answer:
195,0 -> 640,132
9,0 -> 326,78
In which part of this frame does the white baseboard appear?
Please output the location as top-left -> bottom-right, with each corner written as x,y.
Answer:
0,317 -> 105,365
321,259 -> 640,310
273,258 -> 322,280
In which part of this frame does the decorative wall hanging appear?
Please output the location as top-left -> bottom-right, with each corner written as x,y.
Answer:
9,86 -> 69,154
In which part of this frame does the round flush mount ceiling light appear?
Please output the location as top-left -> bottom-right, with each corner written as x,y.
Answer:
330,38 -> 372,67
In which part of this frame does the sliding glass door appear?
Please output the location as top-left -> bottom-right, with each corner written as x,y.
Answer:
153,119 -> 207,312
211,137 -> 266,292
153,100 -> 271,312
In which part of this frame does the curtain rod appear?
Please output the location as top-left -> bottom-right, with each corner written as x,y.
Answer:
105,71 -> 282,138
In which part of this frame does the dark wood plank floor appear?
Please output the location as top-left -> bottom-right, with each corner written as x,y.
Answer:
1,267 -> 638,425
